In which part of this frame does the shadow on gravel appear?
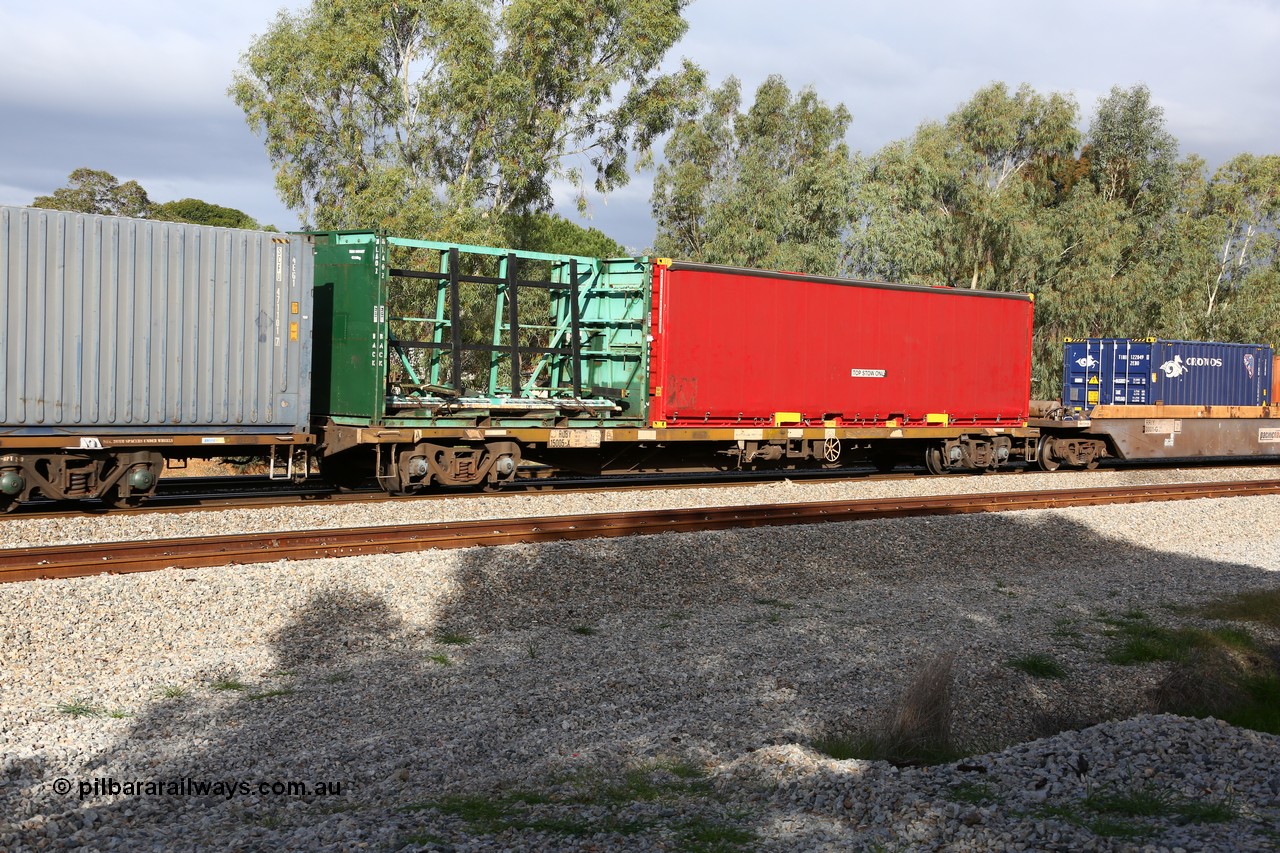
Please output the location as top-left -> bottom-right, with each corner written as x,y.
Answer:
11,509 -> 1280,850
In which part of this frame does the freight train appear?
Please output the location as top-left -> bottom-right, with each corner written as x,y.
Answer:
1,205 -> 1277,510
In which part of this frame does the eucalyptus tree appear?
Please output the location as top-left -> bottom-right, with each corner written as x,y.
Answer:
852,80 -> 1278,396
944,82 -> 1080,290
850,83 -> 1078,293
231,0 -> 703,241
1085,84 -> 1180,215
651,75 -> 855,274
1146,153 -> 1280,342
1201,154 -> 1280,324
505,211 -> 623,257
650,78 -> 738,261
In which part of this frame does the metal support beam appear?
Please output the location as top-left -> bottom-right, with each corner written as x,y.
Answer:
448,247 -> 462,394
569,258 -> 583,399
506,253 -> 521,397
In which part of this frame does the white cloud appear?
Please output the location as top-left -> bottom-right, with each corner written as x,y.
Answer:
675,0 -> 1280,168
0,1 -> 302,113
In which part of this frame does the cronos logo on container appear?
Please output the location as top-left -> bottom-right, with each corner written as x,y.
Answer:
1158,354 -> 1222,378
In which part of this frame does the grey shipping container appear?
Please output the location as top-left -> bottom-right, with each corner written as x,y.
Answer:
1062,338 -> 1272,411
0,205 -> 313,435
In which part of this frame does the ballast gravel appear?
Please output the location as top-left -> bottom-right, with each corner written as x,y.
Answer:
1,477 -> 1279,850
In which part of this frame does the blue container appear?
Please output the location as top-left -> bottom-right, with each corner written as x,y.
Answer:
1062,339 -> 1272,412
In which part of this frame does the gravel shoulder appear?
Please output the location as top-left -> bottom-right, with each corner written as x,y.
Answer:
2,484 -> 1279,850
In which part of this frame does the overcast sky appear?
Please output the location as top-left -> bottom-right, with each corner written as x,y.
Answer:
2,0 -> 1276,251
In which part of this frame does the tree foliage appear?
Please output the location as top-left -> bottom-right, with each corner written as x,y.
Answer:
30,169 -> 264,230
151,198 -> 262,229
1086,84 -> 1179,213
850,82 -> 1279,397
1200,154 -> 1280,320
31,168 -> 151,218
505,212 -> 623,257
850,82 -> 1078,292
651,75 -> 854,274
232,0 -> 703,238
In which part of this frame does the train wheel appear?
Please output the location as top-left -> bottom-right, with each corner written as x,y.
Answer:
822,438 -> 842,466
0,469 -> 21,513
924,445 -> 947,475
1037,437 -> 1061,472
101,458 -> 161,508
482,445 -> 522,491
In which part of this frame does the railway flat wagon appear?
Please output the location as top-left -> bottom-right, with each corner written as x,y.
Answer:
310,231 -> 1039,491
1036,338 -> 1280,468
0,205 -> 314,507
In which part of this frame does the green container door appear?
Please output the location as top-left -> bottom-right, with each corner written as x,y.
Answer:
311,233 -> 388,422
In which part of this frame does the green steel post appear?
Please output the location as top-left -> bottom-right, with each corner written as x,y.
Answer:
569,258 -> 582,398
430,252 -> 449,387
448,247 -> 462,393
489,254 -> 507,394
506,253 -> 521,397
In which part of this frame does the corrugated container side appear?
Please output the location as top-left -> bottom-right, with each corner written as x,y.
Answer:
1152,340 -> 1271,405
1062,339 -> 1272,410
0,206 -> 312,433
648,264 -> 1033,426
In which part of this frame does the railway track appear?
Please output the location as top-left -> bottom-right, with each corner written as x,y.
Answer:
3,478 -> 1277,584
7,457 -> 1272,519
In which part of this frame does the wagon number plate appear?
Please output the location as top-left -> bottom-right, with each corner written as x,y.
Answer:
549,429 -> 602,448
1143,419 -> 1181,434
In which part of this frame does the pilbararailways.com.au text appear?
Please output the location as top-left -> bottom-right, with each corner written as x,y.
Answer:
53,777 -> 344,801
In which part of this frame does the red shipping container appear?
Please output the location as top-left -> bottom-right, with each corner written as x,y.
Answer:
647,262 -> 1034,428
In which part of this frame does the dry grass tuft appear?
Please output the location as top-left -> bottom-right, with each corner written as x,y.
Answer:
815,652 -> 961,766
881,652 -> 956,763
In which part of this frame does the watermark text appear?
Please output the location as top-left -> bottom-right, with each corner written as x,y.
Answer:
52,777 -> 344,801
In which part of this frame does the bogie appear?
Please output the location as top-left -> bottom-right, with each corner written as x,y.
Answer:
1037,435 -> 1107,471
357,440 -> 526,494
922,436 -> 1014,474
0,451 -> 163,509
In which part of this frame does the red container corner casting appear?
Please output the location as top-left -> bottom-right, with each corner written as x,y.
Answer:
647,262 -> 1034,428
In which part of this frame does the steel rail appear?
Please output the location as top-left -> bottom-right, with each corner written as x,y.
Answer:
3,479 -> 1277,584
